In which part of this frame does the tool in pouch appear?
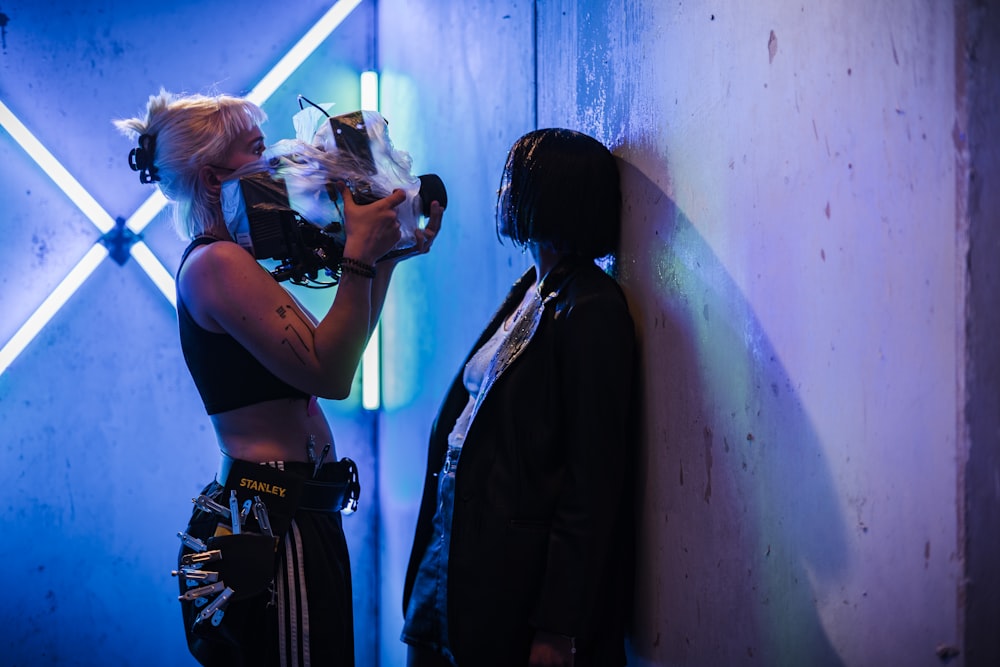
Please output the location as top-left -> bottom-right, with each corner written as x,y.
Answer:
174,460 -> 305,636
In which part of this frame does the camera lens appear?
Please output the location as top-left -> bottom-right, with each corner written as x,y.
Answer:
417,174 -> 448,215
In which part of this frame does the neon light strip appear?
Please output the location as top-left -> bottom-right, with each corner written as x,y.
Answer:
0,99 -> 116,234
247,0 -> 364,106
362,323 -> 381,410
126,190 -> 169,234
359,69 -> 381,409
0,244 -> 109,376
360,70 -> 379,110
130,241 -> 177,307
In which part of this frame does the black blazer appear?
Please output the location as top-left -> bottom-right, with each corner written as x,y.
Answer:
404,256 -> 637,666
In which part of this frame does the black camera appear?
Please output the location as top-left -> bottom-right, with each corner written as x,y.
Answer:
221,107 -> 447,287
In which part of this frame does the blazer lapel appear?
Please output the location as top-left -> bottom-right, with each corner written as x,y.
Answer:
471,256 -> 582,420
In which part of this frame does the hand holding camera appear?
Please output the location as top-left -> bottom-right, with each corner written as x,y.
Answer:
219,98 -> 447,287
338,184 -> 405,266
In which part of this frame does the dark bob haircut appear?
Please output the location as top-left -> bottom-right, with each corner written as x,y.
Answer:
496,128 -> 622,259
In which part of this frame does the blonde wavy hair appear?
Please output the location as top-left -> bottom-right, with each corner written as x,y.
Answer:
114,89 -> 267,239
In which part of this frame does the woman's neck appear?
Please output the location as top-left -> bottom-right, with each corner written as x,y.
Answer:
529,243 -> 565,285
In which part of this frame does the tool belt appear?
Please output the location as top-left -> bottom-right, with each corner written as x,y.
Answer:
175,454 -> 360,641
218,453 -> 360,515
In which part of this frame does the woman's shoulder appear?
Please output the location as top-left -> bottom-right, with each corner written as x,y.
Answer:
178,238 -> 270,304
181,238 -> 255,276
553,261 -> 632,326
563,260 -> 627,301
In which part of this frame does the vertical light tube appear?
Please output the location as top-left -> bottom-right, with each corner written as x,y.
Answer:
360,70 -> 381,409
362,324 -> 381,410
360,70 -> 379,110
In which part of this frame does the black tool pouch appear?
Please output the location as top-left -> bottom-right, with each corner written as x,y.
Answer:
178,531 -> 278,649
176,461 -> 307,649
174,457 -> 358,655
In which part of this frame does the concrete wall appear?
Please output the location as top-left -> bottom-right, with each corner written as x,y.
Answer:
381,1 -> 998,666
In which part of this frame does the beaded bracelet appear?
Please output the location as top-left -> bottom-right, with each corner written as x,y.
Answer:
341,257 -> 376,279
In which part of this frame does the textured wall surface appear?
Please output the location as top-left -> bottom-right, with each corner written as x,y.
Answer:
533,1 -> 970,665
382,1 -> 987,666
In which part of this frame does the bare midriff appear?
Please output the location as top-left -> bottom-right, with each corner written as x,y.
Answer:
210,396 -> 336,464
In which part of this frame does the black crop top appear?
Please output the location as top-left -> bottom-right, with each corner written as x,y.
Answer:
177,237 -> 310,415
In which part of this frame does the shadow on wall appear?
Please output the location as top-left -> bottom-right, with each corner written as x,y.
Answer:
619,160 -> 849,667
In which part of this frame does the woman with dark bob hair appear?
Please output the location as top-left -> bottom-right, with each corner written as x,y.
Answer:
402,128 -> 637,667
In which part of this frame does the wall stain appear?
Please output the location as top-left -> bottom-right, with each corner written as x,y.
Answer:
768,30 -> 778,63
32,234 -> 49,263
0,12 -> 9,52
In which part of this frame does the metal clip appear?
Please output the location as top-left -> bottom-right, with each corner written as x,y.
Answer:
229,490 -> 241,535
172,568 -> 220,583
180,549 -> 222,566
240,498 -> 253,524
196,586 -> 234,627
193,494 -> 231,519
179,580 -> 225,601
253,496 -> 273,537
177,531 -> 207,552
314,442 -> 331,478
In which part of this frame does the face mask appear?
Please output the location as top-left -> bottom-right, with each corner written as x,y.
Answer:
220,178 -> 254,254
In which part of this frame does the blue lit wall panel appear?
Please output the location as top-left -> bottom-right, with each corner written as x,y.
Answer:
0,2 -> 381,665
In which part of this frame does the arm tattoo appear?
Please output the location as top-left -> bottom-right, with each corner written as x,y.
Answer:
275,303 -> 314,365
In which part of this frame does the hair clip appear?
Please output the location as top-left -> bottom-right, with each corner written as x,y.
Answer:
128,133 -> 160,184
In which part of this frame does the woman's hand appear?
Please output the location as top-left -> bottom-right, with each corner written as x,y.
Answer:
529,630 -> 575,667
339,184 -> 405,264
410,199 -> 444,254
379,199 -> 446,264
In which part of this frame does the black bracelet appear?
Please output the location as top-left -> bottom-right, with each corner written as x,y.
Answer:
341,257 -> 376,279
